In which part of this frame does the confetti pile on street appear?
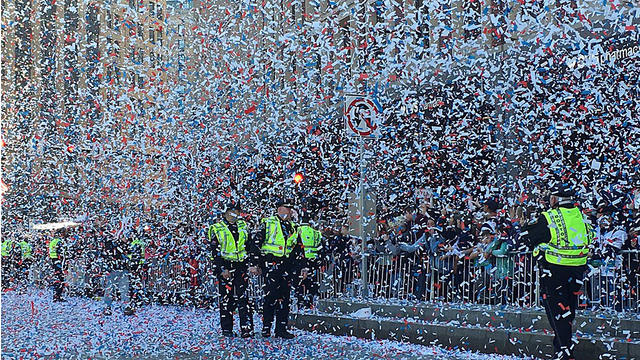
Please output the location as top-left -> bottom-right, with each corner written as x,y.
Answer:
1,289 -> 539,360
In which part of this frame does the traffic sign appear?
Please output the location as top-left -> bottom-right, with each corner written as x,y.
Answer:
344,94 -> 382,138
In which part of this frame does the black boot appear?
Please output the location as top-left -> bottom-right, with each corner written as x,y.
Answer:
261,328 -> 271,338
274,330 -> 295,339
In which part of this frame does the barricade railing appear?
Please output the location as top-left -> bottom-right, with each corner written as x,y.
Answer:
7,249 -> 640,314
317,250 -> 640,313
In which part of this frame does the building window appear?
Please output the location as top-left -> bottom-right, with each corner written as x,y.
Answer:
113,14 -> 120,31
554,0 -> 577,23
149,29 -> 155,44
463,0 -> 481,40
106,10 -> 112,29
106,65 -> 112,83
339,17 -> 351,60
290,0 -> 295,19
415,0 -> 430,50
436,0 -> 452,50
490,0 -> 506,46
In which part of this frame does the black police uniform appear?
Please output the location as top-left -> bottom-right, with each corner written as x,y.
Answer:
128,233 -> 146,308
250,215 -> 304,338
522,191 -> 588,360
51,236 -> 67,302
295,227 -> 325,309
210,218 -> 254,337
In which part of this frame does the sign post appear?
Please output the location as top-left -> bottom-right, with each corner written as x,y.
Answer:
344,94 -> 382,298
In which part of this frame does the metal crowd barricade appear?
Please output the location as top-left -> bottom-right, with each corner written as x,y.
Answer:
21,246 -> 640,315
314,249 -> 640,314
29,255 -> 52,288
198,257 -> 219,303
584,250 -> 640,313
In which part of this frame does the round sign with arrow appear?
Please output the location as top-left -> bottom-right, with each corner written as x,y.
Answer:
344,95 -> 382,137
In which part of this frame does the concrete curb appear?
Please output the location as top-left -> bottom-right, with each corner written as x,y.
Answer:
291,312 -> 639,360
315,300 -> 640,341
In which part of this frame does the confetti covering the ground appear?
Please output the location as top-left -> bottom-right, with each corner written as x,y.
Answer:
1,289 -> 539,360
1,0 -> 639,359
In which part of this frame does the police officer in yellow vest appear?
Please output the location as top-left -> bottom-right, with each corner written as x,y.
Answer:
2,237 -> 17,288
295,215 -> 323,309
523,183 -> 593,360
16,236 -> 34,288
49,229 -> 68,302
1,238 -> 14,258
209,202 -> 254,338
250,199 -> 304,339
128,228 -> 147,309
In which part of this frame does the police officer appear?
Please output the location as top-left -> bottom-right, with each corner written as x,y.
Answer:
102,226 -> 135,316
2,236 -> 17,288
522,184 -> 593,360
16,235 -> 34,288
49,228 -> 68,302
129,226 -> 147,309
251,199 -> 303,339
209,202 -> 254,338
295,215 -> 323,309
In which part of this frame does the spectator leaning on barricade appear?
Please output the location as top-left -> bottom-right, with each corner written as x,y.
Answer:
441,214 -> 475,303
467,219 -> 498,303
396,202 -> 433,301
463,201 -> 500,292
621,218 -> 640,311
423,217 -> 448,301
490,213 -> 515,306
331,223 -> 357,296
593,202 -> 627,311
2,233 -> 19,289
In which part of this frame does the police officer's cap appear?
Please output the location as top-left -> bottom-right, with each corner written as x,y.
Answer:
550,183 -> 575,198
223,202 -> 241,213
276,198 -> 295,208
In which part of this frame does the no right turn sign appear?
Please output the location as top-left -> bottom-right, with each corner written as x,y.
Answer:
344,94 -> 382,138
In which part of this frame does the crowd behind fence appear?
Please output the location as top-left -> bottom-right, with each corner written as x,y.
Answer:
15,246 -> 640,314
